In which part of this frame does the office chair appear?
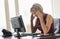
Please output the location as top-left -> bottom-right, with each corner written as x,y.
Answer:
54,18 -> 60,34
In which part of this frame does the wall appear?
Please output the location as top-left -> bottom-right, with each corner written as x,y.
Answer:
53,0 -> 60,18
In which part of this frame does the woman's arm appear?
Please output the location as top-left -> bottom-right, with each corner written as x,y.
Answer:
31,14 -> 37,33
35,11 -> 53,34
39,15 -> 53,34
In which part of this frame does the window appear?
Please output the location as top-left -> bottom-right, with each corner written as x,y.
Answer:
0,0 -> 6,35
0,0 -> 54,35
18,0 -> 53,27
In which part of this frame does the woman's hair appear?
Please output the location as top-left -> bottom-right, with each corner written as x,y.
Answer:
30,3 -> 43,13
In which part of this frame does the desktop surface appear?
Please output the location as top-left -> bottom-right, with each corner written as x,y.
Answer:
0,33 -> 60,39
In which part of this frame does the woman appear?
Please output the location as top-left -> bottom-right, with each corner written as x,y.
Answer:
30,3 -> 54,34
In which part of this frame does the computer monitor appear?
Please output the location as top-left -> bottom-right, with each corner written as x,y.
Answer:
11,15 -> 26,37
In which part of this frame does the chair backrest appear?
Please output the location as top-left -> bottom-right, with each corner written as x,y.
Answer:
58,19 -> 60,33
54,18 -> 60,34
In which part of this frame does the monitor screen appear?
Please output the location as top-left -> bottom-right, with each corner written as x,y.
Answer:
11,15 -> 26,32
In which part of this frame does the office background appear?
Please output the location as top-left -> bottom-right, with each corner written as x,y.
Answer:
0,0 -> 60,35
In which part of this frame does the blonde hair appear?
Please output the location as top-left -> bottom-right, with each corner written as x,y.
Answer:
30,3 -> 43,13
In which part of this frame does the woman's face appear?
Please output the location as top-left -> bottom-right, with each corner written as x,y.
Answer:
31,10 -> 37,17
31,8 -> 38,16
31,9 -> 43,18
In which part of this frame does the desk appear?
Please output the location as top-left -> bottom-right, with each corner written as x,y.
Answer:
0,34 -> 60,39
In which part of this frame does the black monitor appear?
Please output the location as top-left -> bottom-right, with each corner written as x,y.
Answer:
11,15 -> 26,37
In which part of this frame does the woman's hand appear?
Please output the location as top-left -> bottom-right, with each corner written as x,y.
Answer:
31,14 -> 35,21
35,11 -> 43,19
